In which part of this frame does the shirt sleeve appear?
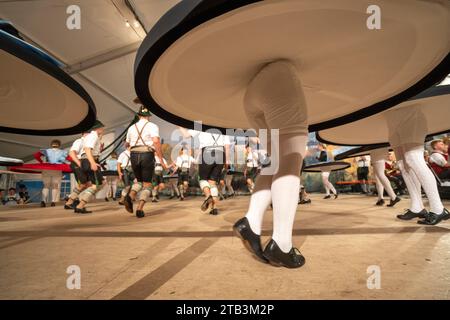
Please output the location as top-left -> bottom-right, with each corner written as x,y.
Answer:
150,123 -> 160,138
187,129 -> 199,138
70,140 -> 80,152
430,153 -> 447,167
126,129 -> 131,144
83,133 -> 96,150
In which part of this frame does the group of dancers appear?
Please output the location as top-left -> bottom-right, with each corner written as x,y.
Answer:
32,100 -> 263,217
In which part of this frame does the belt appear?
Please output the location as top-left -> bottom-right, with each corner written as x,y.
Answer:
130,146 -> 155,153
81,156 -> 100,162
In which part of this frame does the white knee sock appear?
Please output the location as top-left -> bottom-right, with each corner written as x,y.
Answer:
272,175 -> 300,253
398,160 -> 424,213
375,175 -> 384,200
42,188 -> 49,202
404,148 -> 444,214
51,188 -> 59,203
328,181 -> 337,195
374,161 -> 396,200
245,174 -> 272,235
112,181 -> 117,198
322,176 -> 330,196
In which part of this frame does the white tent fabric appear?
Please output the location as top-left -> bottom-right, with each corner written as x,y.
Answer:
0,0 -> 181,159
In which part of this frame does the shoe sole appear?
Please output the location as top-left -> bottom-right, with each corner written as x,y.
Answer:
201,198 -> 212,212
124,197 -> 133,213
232,227 -> 268,264
262,254 -> 306,269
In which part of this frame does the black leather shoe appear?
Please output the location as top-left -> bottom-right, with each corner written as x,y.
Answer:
209,208 -> 219,215
104,197 -> 109,202
64,203 -> 74,210
51,202 -> 56,207
263,239 -> 305,269
74,207 -> 92,214
387,197 -> 401,207
124,195 -> 133,213
323,195 -> 331,199
334,193 -> 338,199
397,209 -> 427,220
299,199 -> 311,205
152,198 -> 158,203
201,195 -> 213,212
233,217 -> 268,263
136,210 -> 145,218
73,199 -> 80,208
118,201 -> 124,206
40,201 -> 46,208
180,196 -> 184,201
375,199 -> 385,206
417,209 -> 450,225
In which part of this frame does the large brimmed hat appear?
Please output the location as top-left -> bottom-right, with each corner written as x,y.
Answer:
135,0 -> 450,132
317,84 -> 450,146
0,21 -> 96,136
303,161 -> 350,173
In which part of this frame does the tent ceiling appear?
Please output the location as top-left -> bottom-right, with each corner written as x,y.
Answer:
0,0 -> 180,159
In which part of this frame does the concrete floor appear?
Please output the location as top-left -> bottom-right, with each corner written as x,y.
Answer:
0,194 -> 449,300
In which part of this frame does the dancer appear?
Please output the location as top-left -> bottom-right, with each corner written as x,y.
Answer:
178,127 -> 230,215
370,149 -> 401,207
151,155 -> 169,203
103,152 -> 119,201
233,61 -> 308,268
64,132 -> 88,209
224,167 -> 236,198
174,148 -> 195,201
244,143 -> 259,194
124,103 -> 165,218
35,140 -> 68,207
357,156 -> 370,194
386,107 -> 449,224
74,121 -> 106,214
117,147 -> 133,206
316,144 -> 338,199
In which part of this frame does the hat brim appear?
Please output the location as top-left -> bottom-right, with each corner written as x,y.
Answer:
0,29 -> 96,136
317,84 -> 450,146
303,161 -> 351,173
135,0 -> 450,133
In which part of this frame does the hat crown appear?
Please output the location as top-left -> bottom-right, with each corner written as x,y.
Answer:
138,105 -> 151,116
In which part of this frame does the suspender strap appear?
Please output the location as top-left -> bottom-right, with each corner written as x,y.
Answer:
135,122 -> 149,147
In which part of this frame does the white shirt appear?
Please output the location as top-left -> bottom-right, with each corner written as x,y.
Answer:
246,150 -> 259,168
429,152 -> 448,167
176,154 -> 196,168
80,131 -> 101,157
357,158 -> 370,168
188,130 -> 230,149
117,150 -> 131,169
126,119 -> 159,148
70,137 -> 84,159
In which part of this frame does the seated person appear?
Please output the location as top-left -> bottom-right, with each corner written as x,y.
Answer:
0,188 -> 5,205
429,139 -> 450,180
4,187 -> 20,206
385,152 -> 406,194
18,184 -> 30,203
299,185 -> 311,204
